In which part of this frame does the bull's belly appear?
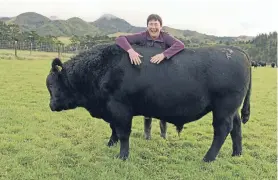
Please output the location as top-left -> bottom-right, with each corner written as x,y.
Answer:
132,93 -> 211,119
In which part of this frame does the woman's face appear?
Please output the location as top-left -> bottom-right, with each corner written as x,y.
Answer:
147,19 -> 162,39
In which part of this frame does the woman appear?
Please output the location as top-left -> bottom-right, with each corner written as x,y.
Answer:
116,14 -> 185,65
115,14 -> 185,139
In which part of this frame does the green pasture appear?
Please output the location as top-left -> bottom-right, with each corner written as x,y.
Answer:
0,50 -> 276,179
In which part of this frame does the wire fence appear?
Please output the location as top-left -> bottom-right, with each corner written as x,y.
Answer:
0,40 -> 88,54
0,39 -> 116,53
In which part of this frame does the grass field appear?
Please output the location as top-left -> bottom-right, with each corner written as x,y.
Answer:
57,37 -> 72,46
0,50 -> 277,179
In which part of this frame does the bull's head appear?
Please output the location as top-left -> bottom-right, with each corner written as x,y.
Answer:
46,58 -> 77,111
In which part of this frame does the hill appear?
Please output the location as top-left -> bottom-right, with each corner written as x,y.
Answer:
2,12 -> 103,36
90,13 -> 145,34
0,17 -> 12,22
0,12 -> 254,43
5,12 -> 50,32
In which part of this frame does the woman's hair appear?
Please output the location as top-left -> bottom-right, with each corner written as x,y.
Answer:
147,14 -> 162,26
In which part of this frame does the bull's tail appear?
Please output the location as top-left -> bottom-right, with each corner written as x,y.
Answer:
241,69 -> 251,124
238,48 -> 252,124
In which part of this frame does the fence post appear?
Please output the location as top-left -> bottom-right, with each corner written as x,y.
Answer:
30,42 -> 32,55
58,44 -> 61,58
14,40 -> 18,57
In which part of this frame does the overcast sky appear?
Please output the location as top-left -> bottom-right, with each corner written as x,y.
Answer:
0,0 -> 277,37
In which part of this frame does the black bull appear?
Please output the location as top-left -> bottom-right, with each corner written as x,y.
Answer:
46,44 -> 252,162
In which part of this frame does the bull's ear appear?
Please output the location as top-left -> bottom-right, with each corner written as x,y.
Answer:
51,58 -> 63,72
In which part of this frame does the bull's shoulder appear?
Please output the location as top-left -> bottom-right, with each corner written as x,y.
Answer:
100,67 -> 124,96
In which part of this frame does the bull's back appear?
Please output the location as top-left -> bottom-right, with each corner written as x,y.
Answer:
128,45 -> 249,90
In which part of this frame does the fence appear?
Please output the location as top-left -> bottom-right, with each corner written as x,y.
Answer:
0,40 -> 114,55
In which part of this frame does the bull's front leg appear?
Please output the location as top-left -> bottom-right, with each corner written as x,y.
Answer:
115,122 -> 132,160
107,99 -> 132,160
107,123 -> 118,147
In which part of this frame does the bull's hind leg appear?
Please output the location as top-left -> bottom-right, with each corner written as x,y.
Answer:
144,117 -> 167,140
203,113 -> 234,162
160,120 -> 167,139
203,95 -> 242,162
107,123 -> 118,147
144,117 -> 152,140
230,112 -> 242,156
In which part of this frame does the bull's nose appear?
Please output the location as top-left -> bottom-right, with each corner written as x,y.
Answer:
50,103 -> 63,112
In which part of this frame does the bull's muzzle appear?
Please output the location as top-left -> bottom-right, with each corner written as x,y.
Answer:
49,102 -> 62,112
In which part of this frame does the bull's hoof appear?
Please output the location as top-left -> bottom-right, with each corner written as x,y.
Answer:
115,152 -> 129,161
160,133 -> 166,139
203,156 -> 216,163
144,134 -> 151,140
232,151 -> 242,157
107,139 -> 118,147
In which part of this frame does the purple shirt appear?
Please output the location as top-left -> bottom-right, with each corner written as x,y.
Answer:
115,30 -> 185,59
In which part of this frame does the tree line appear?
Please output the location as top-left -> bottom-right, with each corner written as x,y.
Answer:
0,22 -> 115,55
224,31 -> 277,64
246,32 -> 277,63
